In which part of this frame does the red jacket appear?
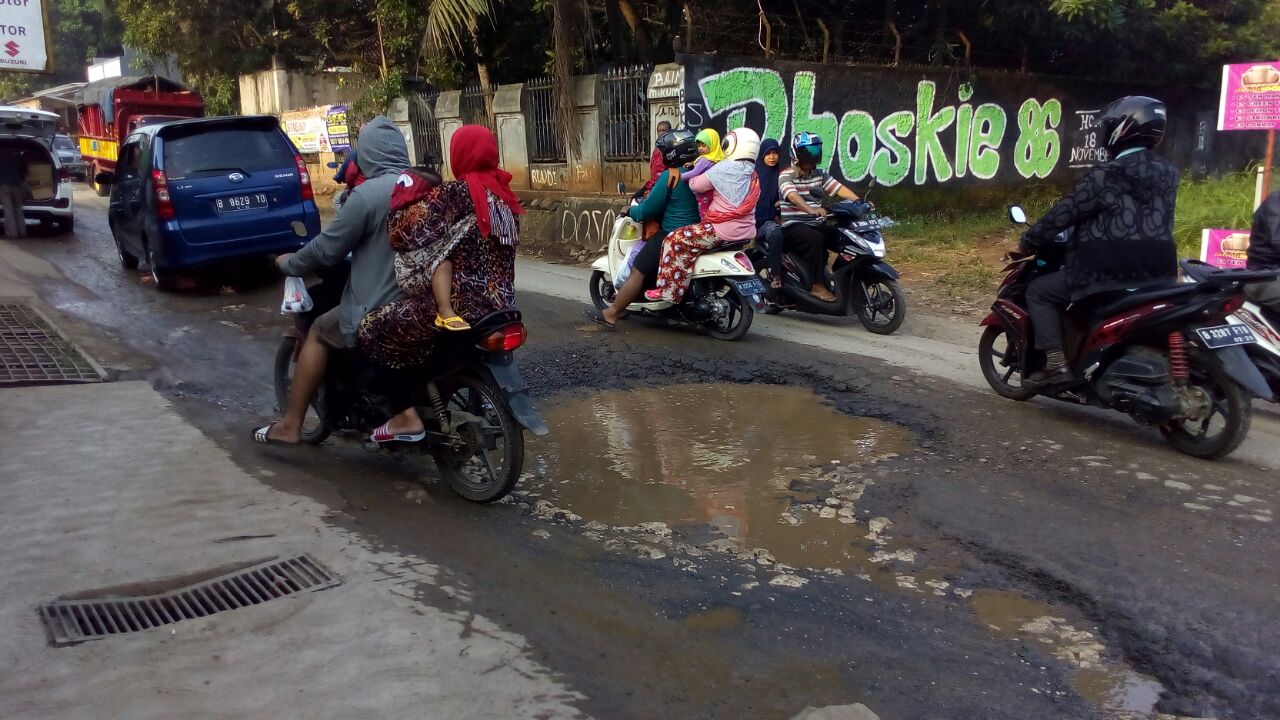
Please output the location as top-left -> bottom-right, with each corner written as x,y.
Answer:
641,148 -> 664,193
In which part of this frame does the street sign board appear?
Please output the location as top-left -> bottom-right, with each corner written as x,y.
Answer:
0,0 -> 51,74
1218,61 -> 1280,131
1200,228 -> 1251,269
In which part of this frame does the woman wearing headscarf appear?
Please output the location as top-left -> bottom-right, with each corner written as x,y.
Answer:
680,128 -> 726,218
358,124 -> 524,443
753,138 -> 786,289
645,128 -> 762,305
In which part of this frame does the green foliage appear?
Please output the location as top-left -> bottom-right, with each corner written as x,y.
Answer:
1173,172 -> 1259,257
0,73 -> 32,102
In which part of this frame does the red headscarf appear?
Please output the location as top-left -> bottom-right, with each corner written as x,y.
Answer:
450,125 -> 524,237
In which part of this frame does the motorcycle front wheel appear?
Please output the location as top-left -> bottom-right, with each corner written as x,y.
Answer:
1159,353 -> 1251,460
978,326 -> 1037,401
273,336 -> 332,445
432,374 -> 525,502
589,270 -> 615,311
855,278 -> 906,335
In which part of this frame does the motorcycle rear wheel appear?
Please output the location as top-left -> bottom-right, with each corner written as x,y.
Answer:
432,374 -> 524,503
1159,354 -> 1251,460
979,325 -> 1037,401
706,283 -> 754,341
273,336 -> 332,445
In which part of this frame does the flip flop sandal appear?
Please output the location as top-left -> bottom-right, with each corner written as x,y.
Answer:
582,309 -> 616,329
435,315 -> 471,331
252,422 -> 300,447
370,421 -> 427,443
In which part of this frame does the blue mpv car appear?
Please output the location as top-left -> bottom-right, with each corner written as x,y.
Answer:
103,115 -> 322,290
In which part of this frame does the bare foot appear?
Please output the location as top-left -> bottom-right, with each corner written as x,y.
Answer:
265,420 -> 302,445
810,284 -> 837,302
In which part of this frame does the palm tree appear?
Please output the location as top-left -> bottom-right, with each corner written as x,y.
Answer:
422,0 -> 500,124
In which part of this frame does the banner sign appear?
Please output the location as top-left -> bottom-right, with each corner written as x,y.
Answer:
325,105 -> 351,152
1217,62 -> 1280,131
1200,228 -> 1251,269
0,0 -> 51,73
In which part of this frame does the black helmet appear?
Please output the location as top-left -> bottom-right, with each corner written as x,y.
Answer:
657,129 -> 700,168
1098,96 -> 1166,155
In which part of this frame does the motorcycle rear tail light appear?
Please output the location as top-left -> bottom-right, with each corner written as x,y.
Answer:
734,252 -> 753,272
1222,294 -> 1245,314
480,323 -> 527,352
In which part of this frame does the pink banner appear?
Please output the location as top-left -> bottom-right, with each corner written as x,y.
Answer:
1218,62 -> 1280,131
1200,229 -> 1251,269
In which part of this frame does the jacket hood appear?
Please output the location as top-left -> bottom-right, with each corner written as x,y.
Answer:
356,116 -> 409,179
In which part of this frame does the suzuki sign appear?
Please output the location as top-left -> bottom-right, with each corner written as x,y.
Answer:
0,0 -> 50,73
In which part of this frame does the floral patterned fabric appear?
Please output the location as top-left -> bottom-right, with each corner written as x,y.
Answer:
651,222 -> 720,304
359,180 -> 517,369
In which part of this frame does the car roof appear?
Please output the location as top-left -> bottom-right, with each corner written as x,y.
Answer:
0,104 -> 59,120
130,115 -> 280,139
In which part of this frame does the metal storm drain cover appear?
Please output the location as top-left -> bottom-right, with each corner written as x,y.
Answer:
0,303 -> 103,385
39,555 -> 340,646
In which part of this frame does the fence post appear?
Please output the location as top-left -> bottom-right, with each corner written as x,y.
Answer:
435,90 -> 463,180
493,83 -> 529,190
387,97 -> 416,167
567,74 -> 602,194
648,63 -> 684,135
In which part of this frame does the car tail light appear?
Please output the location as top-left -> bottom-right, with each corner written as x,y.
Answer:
1222,293 -> 1245,315
479,323 -> 527,352
295,153 -> 313,201
53,198 -> 69,208
152,169 -> 175,219
57,166 -> 69,183
734,252 -> 753,272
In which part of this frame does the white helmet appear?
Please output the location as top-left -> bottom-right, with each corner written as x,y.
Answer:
722,127 -> 761,162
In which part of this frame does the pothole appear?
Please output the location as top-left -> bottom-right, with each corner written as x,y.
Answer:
969,590 -> 1165,716
527,384 -> 926,581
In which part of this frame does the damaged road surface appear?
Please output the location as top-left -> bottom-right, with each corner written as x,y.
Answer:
7,188 -> 1278,720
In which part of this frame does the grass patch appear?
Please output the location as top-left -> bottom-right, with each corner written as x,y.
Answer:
1173,172 -> 1257,257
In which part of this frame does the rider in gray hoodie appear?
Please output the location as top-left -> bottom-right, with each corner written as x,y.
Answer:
255,116 -> 409,445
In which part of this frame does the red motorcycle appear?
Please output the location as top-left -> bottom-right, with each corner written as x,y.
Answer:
978,205 -> 1276,460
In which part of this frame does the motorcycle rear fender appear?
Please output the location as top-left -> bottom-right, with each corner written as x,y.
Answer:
480,353 -> 550,435
1194,341 -> 1276,401
693,250 -> 755,277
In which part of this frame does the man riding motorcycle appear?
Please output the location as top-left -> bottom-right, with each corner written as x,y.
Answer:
1020,96 -> 1179,388
1246,189 -> 1280,313
253,116 -> 410,446
779,131 -> 863,301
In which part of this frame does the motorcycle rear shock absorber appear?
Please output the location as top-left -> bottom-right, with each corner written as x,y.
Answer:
425,381 -> 450,429
1168,331 -> 1189,385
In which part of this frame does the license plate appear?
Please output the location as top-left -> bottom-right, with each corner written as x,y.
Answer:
734,278 -> 766,297
215,193 -> 269,213
1196,324 -> 1257,348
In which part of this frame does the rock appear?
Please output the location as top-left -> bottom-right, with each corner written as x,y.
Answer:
1182,503 -> 1212,511
779,513 -> 801,526
769,573 -> 808,588
584,520 -> 609,532
1233,494 -> 1259,504
838,517 -> 857,524
870,549 -> 916,564
789,704 -> 880,720
637,546 -> 667,560
868,517 -> 892,534
1164,480 -> 1193,491
531,500 -> 557,518
532,529 -> 551,539
636,521 -> 673,537
1135,472 -> 1157,481
706,538 -> 738,553
1202,484 -> 1225,491
824,497 -> 842,507
818,507 -> 838,519
751,548 -> 777,565
837,507 -> 856,517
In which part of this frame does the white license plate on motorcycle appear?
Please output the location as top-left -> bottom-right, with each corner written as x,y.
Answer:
1196,324 -> 1257,348
733,278 -> 766,297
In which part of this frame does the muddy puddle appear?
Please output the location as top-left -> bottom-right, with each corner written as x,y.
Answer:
970,590 -> 1164,715
527,384 -> 917,574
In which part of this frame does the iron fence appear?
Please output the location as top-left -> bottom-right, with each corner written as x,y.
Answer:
407,91 -> 442,167
600,64 -> 652,162
460,82 -> 495,130
523,76 -> 565,163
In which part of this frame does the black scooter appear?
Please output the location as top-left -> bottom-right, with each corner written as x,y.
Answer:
274,263 -> 547,503
749,183 -> 906,334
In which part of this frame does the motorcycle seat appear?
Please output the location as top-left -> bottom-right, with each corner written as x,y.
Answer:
714,239 -> 751,252
1084,284 -> 1198,317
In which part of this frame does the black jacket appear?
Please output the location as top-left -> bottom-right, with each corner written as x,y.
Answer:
1022,150 -> 1179,300
1247,191 -> 1280,270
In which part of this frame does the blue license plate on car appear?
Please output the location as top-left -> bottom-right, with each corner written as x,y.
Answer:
734,278 -> 766,297
1196,323 -> 1257,348
215,193 -> 269,213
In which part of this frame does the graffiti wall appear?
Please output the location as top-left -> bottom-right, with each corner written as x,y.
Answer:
681,55 -> 1256,188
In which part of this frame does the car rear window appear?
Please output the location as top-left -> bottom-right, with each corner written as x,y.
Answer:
161,127 -> 295,180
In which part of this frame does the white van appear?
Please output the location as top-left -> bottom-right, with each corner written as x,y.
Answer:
0,105 -> 75,233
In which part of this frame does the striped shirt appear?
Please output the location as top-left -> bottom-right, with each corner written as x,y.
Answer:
778,167 -> 842,224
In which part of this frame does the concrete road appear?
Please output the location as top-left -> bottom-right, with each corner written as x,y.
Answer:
5,186 -> 1277,719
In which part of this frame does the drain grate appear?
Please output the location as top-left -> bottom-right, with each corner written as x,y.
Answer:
0,303 -> 103,385
39,555 -> 340,646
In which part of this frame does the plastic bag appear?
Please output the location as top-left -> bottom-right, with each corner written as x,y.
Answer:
281,276 -> 313,314
614,240 -> 645,287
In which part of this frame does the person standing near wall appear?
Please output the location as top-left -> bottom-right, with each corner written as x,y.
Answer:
641,121 -> 673,194
0,148 -> 28,239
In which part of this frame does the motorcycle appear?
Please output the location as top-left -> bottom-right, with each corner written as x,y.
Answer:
275,263 -> 548,502
1180,258 -> 1280,402
978,204 -> 1276,460
588,190 -> 763,341
748,182 -> 906,334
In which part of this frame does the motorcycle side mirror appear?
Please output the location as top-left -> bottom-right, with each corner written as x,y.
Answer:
617,181 -> 627,196
1008,204 -> 1029,225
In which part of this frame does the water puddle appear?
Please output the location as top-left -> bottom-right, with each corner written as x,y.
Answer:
682,607 -> 744,631
527,384 -> 917,574
970,590 -> 1164,715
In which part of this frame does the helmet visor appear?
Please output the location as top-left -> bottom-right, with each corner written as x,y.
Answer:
797,141 -> 823,165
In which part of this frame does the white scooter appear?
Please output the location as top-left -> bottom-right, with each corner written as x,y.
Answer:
1180,259 -> 1280,402
588,205 -> 764,341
